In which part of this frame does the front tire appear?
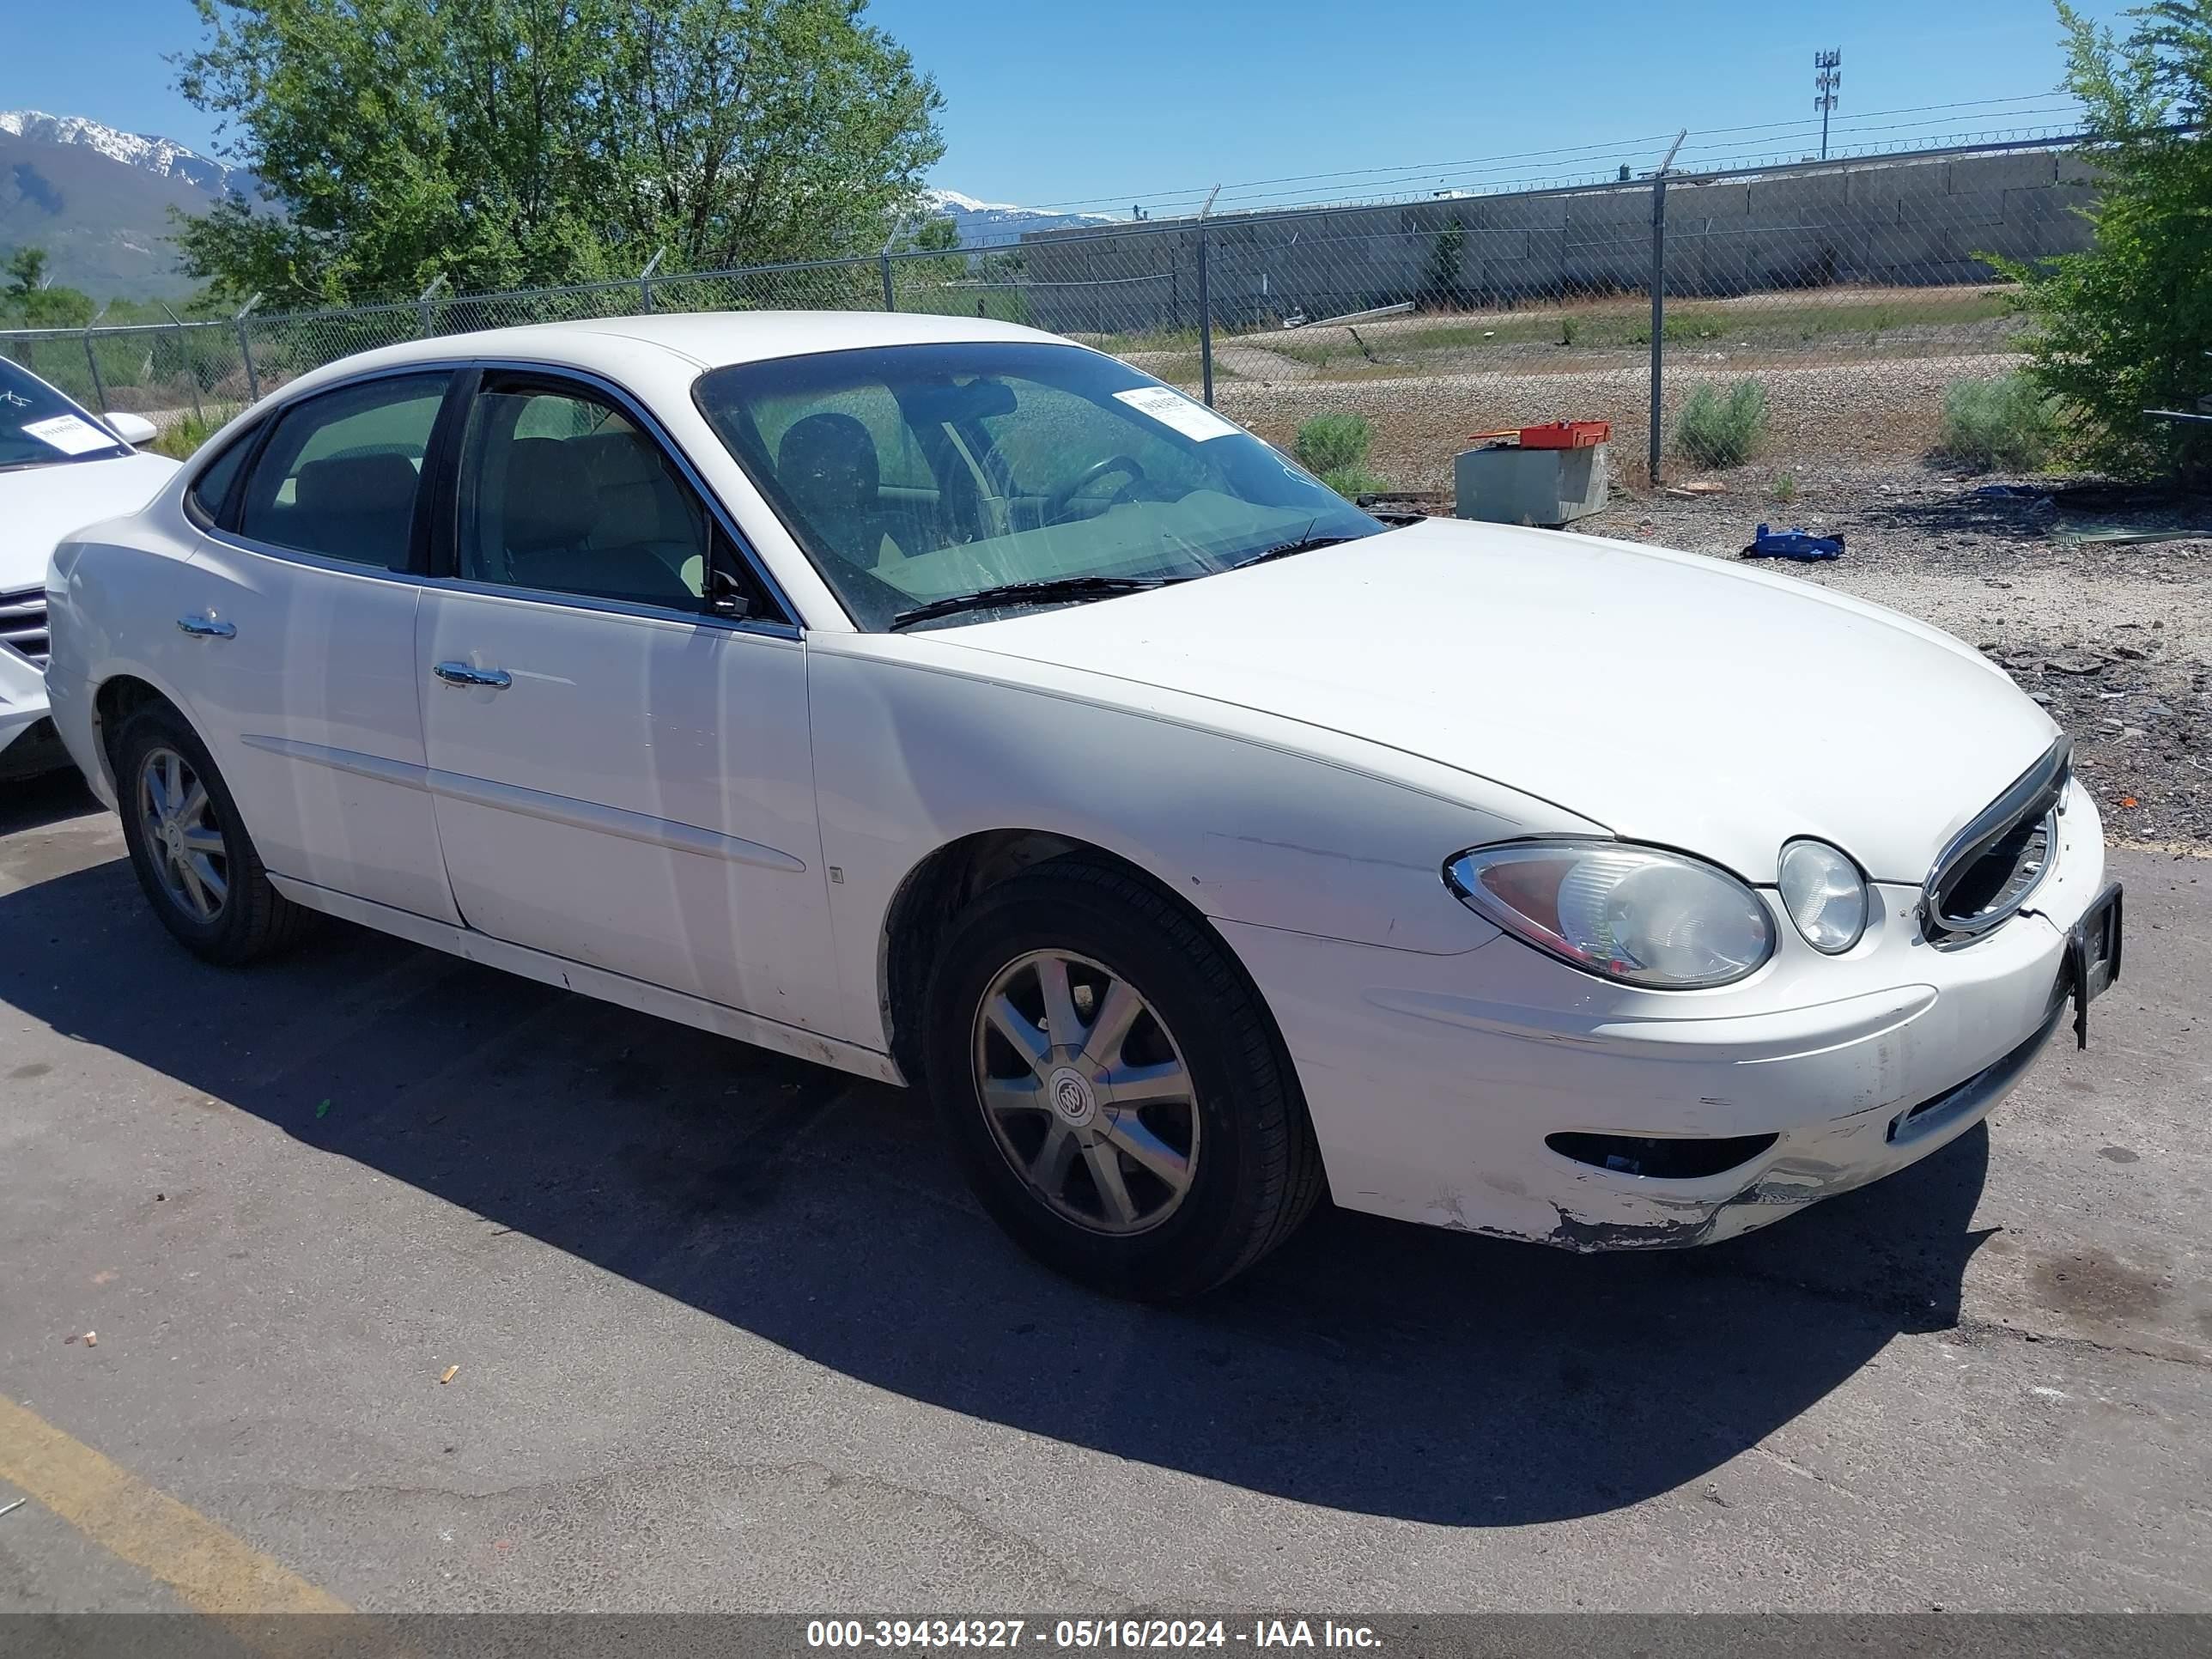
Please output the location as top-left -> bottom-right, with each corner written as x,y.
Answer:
112,703 -> 311,965
923,858 -> 1323,1299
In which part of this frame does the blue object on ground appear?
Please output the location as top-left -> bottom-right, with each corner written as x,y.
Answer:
1741,522 -> 1844,561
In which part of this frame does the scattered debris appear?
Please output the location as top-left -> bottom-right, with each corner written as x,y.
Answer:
2045,653 -> 2106,676
315,1098 -> 331,1119
0,1498 -> 26,1520
1741,523 -> 1844,561
440,1364 -> 460,1385
2057,526 -> 2203,548
82,1331 -> 95,1347
1663,480 -> 1729,497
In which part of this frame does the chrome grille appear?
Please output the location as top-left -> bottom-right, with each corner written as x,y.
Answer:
0,586 -> 49,667
1922,738 -> 2070,944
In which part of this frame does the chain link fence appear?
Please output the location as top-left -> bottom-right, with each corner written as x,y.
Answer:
0,135 -> 2096,490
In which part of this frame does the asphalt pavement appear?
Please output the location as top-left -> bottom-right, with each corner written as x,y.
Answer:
2,768 -> 2207,1613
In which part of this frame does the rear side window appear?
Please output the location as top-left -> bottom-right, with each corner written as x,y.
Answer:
236,374 -> 451,568
184,425 -> 258,526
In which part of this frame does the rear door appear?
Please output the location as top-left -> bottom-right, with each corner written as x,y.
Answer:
179,370 -> 461,923
414,368 -> 841,1034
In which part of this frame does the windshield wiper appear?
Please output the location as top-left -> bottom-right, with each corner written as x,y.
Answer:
1234,515 -> 1363,570
889,574 -> 1179,630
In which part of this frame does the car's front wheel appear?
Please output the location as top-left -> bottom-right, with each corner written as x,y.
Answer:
923,859 -> 1323,1299
112,702 -> 310,965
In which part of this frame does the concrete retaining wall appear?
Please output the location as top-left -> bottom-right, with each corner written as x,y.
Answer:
1018,145 -> 2098,336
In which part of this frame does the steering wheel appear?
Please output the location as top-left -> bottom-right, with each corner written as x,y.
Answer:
1043,453 -> 1146,524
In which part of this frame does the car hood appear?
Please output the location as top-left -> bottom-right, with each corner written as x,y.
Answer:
2,451 -> 180,592
930,517 -> 2057,883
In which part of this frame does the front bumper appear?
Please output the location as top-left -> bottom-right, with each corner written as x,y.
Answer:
0,642 -> 58,779
1219,787 -> 2107,1250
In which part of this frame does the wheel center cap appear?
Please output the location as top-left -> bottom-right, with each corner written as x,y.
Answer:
1047,1066 -> 1097,1127
161,823 -> 182,855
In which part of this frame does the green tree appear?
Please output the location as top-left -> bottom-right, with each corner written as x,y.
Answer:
2000,1 -> 2212,481
174,0 -> 945,307
900,214 -> 966,283
6,247 -> 50,299
3,246 -> 96,327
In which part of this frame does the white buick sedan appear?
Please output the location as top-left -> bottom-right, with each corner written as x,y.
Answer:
45,313 -> 2120,1297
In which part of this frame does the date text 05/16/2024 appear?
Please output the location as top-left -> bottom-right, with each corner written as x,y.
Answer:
804,1620 -> 1383,1650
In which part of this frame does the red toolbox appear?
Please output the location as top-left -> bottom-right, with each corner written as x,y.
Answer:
1516,420 -> 1611,450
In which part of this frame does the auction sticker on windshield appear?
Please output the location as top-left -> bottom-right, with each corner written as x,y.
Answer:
22,414 -> 117,456
1113,386 -> 1241,442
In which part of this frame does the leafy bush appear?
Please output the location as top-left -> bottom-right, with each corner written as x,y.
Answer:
1321,465 -> 1391,501
149,410 -> 228,461
1673,379 -> 1768,469
1992,0 -> 2212,483
1296,413 -> 1375,476
1939,374 -> 2061,471
1425,221 -> 1468,307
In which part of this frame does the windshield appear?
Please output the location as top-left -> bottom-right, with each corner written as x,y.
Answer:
0,358 -> 131,471
693,342 -> 1380,630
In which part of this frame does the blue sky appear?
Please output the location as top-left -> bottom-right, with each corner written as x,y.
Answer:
4,0 -> 2118,214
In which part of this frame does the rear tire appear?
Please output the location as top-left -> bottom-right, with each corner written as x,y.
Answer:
112,702 -> 312,965
923,858 -> 1323,1299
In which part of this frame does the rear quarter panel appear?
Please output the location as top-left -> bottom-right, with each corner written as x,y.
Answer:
46,497 -> 214,795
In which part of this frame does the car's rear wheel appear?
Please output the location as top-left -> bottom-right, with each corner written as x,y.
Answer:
923,858 -> 1323,1299
112,703 -> 310,965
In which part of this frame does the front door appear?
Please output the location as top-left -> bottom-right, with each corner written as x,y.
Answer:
415,370 -> 841,1036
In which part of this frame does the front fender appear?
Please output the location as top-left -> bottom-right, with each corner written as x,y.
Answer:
806,640 -> 1602,1051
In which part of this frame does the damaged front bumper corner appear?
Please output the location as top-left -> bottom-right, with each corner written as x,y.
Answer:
1542,987 -> 2067,1251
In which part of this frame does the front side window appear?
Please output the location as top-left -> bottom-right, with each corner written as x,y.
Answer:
694,343 -> 1378,631
455,381 -> 713,611
236,374 -> 450,568
0,357 -> 131,471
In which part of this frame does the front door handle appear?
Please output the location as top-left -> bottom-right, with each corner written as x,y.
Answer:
433,661 -> 513,690
176,614 -> 235,639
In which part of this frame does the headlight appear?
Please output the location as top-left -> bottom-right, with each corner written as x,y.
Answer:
1777,838 -> 1869,953
1444,840 -> 1774,989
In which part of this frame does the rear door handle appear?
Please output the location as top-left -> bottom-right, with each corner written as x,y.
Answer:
433,661 -> 512,690
176,615 -> 235,639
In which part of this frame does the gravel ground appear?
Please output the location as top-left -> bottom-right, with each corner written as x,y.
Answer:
1209,355 -> 2026,489
1571,463 -> 2211,848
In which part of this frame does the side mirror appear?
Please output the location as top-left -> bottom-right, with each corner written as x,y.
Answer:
708,562 -> 752,618
105,412 -> 159,447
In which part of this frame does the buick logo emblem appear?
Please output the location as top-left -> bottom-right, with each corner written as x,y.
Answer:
1048,1066 -> 1097,1127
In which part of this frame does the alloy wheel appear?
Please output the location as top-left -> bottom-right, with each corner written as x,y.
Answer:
970,948 -> 1200,1235
137,745 -> 229,922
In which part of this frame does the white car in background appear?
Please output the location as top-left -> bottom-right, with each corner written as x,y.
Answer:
0,357 -> 172,779
43,313 -> 2120,1299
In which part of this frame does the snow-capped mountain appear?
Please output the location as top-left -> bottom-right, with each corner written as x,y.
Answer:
0,111 -> 246,198
917,187 -> 1118,244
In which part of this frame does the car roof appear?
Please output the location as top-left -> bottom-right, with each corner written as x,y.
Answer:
270,310 -> 1068,405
